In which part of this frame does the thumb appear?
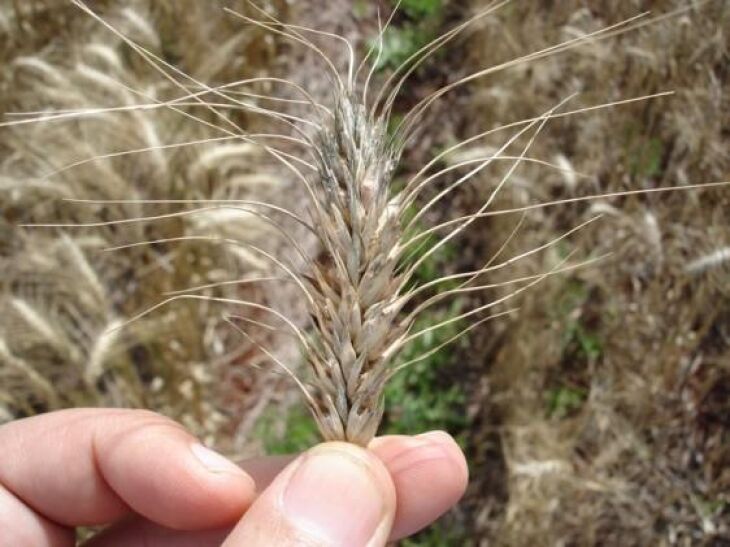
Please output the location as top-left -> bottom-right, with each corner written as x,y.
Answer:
223,442 -> 396,547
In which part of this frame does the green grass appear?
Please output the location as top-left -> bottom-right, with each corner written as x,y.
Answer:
556,279 -> 603,363
370,0 -> 445,71
624,122 -> 665,179
254,404 -> 318,455
401,0 -> 442,19
381,300 -> 468,439
546,384 -> 587,419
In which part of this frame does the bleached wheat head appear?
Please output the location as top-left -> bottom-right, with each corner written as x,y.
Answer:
302,93 -> 404,444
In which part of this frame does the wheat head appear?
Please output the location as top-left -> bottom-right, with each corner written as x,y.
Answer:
301,93 -> 404,445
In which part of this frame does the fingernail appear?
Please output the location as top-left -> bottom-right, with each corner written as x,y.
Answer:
385,441 -> 452,475
417,431 -> 469,484
191,443 -> 245,475
282,445 -> 385,546
416,430 -> 454,445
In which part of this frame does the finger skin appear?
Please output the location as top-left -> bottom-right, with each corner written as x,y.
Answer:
236,454 -> 296,492
223,442 -> 397,547
86,431 -> 468,546
370,431 -> 469,539
85,456 -> 296,547
0,483 -> 74,547
84,517 -> 230,547
0,409 -> 257,533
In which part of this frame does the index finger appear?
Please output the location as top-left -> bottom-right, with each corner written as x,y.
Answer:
0,409 -> 257,540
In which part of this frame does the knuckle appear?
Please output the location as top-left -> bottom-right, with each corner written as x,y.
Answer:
94,409 -> 190,455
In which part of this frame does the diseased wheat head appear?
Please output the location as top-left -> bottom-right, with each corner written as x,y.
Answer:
301,95 -> 403,444
2,0 -> 728,448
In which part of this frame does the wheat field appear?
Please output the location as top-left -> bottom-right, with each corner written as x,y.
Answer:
1,1 -> 728,545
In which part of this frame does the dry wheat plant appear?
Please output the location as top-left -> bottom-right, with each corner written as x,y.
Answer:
1,0 -> 729,543
453,1 -> 730,544
0,0 -> 292,446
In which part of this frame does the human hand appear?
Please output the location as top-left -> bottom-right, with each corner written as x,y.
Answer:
0,409 -> 468,546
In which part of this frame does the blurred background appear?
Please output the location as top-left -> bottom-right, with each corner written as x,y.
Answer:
1,1 -> 728,545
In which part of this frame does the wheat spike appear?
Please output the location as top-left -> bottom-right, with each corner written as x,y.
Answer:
301,93 -> 404,445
